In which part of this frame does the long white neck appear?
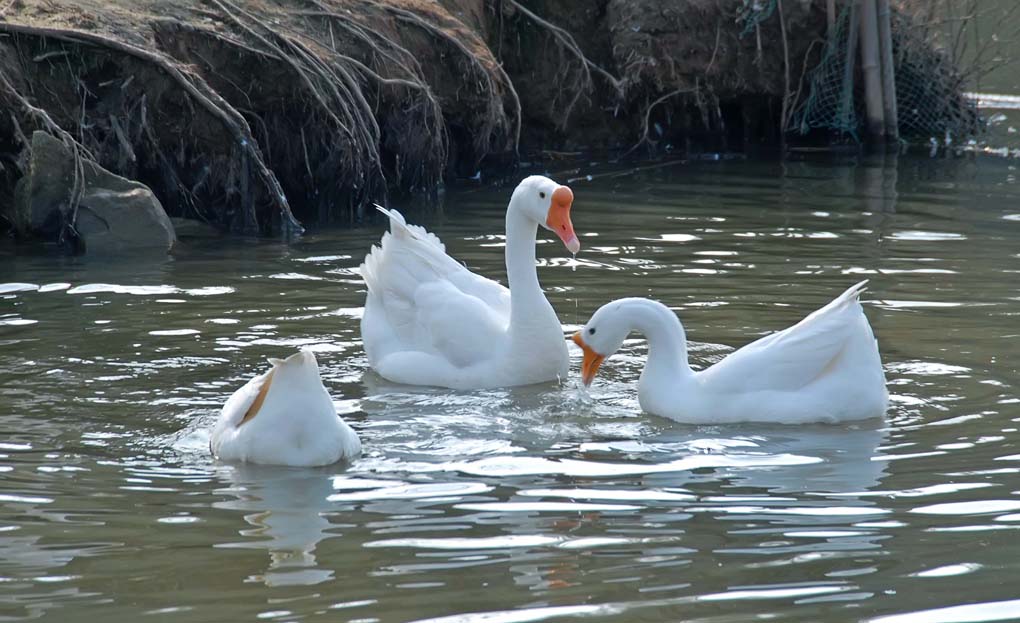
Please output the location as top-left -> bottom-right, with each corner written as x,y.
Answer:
622,299 -> 693,382
505,205 -> 552,330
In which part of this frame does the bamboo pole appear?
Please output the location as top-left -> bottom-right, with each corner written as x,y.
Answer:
876,0 -> 899,142
838,1 -> 860,134
859,0 -> 885,143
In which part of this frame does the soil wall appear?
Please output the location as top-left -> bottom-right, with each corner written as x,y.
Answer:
0,0 -> 971,243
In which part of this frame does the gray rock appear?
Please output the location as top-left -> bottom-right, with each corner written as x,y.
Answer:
170,217 -> 223,240
74,188 -> 176,255
16,131 -> 175,254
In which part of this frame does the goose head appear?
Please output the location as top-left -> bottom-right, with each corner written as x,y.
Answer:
575,297 -> 669,385
573,298 -> 688,386
510,175 -> 580,253
571,300 -> 634,386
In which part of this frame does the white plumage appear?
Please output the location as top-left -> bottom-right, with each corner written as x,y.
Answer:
360,176 -> 580,389
573,281 -> 888,424
210,350 -> 361,466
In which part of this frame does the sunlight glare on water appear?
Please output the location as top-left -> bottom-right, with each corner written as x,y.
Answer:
1,156 -> 1019,622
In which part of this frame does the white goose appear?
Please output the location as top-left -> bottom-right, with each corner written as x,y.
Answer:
360,175 -> 580,389
572,281 -> 888,424
210,351 -> 361,466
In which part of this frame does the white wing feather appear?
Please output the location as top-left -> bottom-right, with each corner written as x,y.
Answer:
210,368 -> 272,455
216,370 -> 271,429
698,281 -> 872,392
360,207 -> 511,367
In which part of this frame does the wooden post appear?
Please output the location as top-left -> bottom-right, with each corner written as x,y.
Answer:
859,0 -> 885,144
838,1 -> 860,134
876,0 -> 899,142
827,0 -> 837,35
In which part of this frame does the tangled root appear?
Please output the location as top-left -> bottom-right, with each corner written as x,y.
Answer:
0,0 -> 522,234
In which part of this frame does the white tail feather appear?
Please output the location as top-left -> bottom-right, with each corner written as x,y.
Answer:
842,279 -> 869,304
849,279 -> 869,295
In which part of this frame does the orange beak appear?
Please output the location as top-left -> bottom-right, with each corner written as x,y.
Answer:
546,186 -> 580,254
572,332 -> 605,386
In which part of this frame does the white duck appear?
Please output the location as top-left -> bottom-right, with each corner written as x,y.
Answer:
360,175 -> 580,389
210,350 -> 361,466
572,281 -> 888,424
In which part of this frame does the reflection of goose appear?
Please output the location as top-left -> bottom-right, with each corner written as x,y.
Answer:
575,424 -> 888,495
211,351 -> 360,466
709,424 -> 888,495
573,282 -> 888,424
214,464 -> 337,586
360,176 -> 580,389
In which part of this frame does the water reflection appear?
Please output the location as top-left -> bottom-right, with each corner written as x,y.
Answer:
578,424 -> 889,495
213,464 -> 339,586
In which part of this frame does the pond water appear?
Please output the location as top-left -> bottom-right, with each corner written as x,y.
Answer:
1,156 -> 1019,622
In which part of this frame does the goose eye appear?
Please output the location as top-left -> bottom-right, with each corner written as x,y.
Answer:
539,191 -> 546,199
588,327 -> 596,335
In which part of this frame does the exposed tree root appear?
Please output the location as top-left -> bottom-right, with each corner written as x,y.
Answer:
506,0 -> 624,129
0,63 -> 89,246
365,0 -> 521,156
0,21 -> 303,235
207,0 -> 386,211
297,0 -> 449,188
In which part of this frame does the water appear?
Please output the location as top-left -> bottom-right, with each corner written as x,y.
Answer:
1,156 -> 1019,622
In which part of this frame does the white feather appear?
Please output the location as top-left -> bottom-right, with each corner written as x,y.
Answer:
210,351 -> 361,466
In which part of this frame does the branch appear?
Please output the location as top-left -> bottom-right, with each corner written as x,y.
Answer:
507,0 -> 623,98
624,86 -> 697,156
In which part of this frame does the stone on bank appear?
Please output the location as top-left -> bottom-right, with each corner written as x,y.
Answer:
13,131 -> 175,255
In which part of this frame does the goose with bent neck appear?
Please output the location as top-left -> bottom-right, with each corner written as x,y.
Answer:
572,283 -> 888,424
360,175 -> 580,389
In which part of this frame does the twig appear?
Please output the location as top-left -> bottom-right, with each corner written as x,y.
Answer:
706,24 -> 722,76
624,86 -> 697,156
777,0 -> 791,136
109,114 -> 136,163
32,50 -> 70,62
789,38 -> 822,129
8,111 -> 28,149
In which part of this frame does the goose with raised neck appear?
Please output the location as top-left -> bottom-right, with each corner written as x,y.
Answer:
360,175 -> 580,389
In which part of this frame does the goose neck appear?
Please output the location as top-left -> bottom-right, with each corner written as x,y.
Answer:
505,206 -> 543,307
627,301 -> 692,379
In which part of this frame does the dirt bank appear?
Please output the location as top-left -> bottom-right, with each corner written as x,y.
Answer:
0,0 -> 977,244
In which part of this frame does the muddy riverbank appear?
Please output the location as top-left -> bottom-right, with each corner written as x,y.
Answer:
0,0 -> 981,247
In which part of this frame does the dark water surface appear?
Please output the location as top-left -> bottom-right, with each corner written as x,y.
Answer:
1,157 -> 1019,622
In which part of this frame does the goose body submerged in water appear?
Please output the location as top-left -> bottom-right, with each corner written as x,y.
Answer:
210,351 -> 361,466
360,175 -> 580,389
572,281 -> 888,424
